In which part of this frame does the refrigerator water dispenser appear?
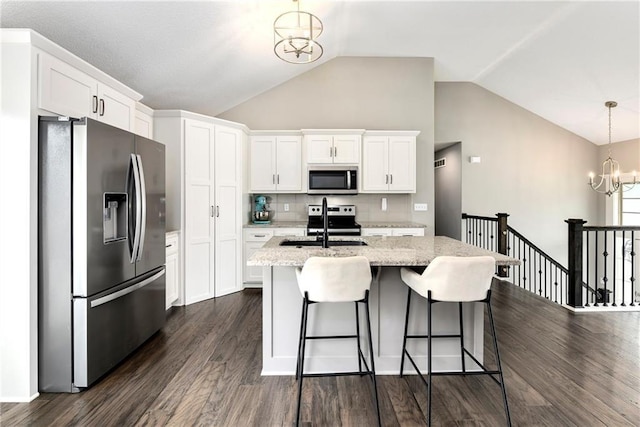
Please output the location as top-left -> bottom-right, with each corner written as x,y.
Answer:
103,193 -> 127,243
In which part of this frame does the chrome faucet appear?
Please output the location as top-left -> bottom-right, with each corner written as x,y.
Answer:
322,197 -> 329,248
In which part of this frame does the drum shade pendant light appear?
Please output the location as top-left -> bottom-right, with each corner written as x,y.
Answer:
274,0 -> 323,64
589,101 -> 637,196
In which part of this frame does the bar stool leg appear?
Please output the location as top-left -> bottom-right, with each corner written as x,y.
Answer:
487,297 -> 512,427
295,296 -> 307,380
364,295 -> 382,427
296,295 -> 310,427
400,287 -> 412,377
458,301 -> 466,373
427,291 -> 433,426
355,302 -> 363,373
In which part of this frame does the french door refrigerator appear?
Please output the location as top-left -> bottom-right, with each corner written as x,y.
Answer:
38,117 -> 166,392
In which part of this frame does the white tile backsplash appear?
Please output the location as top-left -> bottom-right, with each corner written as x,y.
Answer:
251,193 -> 411,223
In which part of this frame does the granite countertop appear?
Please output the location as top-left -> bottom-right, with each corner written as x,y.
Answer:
358,221 -> 426,228
244,221 -> 425,229
244,221 -> 307,228
247,235 -> 520,267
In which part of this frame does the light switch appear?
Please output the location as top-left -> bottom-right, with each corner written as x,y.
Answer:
414,203 -> 428,211
284,203 -> 289,212
381,198 -> 387,211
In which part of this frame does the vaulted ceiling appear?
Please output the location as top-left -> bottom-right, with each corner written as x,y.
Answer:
2,1 -> 638,144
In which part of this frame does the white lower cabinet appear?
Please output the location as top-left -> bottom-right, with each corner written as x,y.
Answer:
243,230 -> 274,286
243,227 -> 306,286
391,228 -> 425,236
362,228 -> 392,237
273,228 -> 306,238
165,232 -> 180,309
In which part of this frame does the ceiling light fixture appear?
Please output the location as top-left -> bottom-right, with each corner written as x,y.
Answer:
274,0 -> 323,64
589,101 -> 637,196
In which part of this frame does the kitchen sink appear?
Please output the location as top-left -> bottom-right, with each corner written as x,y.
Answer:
279,240 -> 368,247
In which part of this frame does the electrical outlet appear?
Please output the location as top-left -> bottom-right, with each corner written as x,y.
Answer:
284,203 -> 290,212
414,203 -> 428,211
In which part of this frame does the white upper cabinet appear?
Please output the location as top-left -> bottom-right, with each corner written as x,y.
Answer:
38,51 -> 136,131
250,133 -> 303,192
134,103 -> 154,138
362,131 -> 419,193
305,134 -> 333,163
304,130 -> 363,164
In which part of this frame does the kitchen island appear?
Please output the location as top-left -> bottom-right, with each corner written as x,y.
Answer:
248,235 -> 519,375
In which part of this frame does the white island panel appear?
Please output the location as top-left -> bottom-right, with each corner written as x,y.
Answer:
254,236 -> 517,376
262,265 -> 484,376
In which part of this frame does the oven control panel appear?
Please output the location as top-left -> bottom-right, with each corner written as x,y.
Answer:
308,205 -> 356,216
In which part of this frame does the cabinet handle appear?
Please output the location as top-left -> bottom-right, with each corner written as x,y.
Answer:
165,244 -> 173,248
99,98 -> 105,116
329,146 -> 333,157
390,174 -> 393,184
272,174 -> 275,184
210,206 -> 215,217
92,95 -> 98,113
277,174 -> 280,184
254,234 -> 266,238
334,146 -> 337,157
216,206 -> 220,218
385,174 -> 389,184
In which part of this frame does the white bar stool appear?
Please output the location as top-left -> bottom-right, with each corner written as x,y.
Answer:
399,256 -> 511,426
294,256 -> 381,427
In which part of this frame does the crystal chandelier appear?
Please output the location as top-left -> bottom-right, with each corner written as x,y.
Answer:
274,0 -> 323,64
589,101 -> 637,196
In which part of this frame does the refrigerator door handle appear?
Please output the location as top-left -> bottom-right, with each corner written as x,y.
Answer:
135,154 -> 147,261
129,154 -> 143,263
90,268 -> 165,308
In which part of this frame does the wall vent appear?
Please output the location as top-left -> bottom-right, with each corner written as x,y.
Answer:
434,157 -> 446,168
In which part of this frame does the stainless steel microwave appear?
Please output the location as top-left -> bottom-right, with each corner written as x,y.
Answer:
307,166 -> 358,195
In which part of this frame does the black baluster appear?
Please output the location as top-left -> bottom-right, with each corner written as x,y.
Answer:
537,253 -> 542,296
603,230 -> 609,307
553,267 -> 558,304
593,230 -> 600,307
585,231 -> 590,307
631,231 -> 636,307
612,230 -> 617,306
621,230 -> 626,306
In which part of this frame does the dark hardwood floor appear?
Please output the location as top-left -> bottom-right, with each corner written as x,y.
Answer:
2,281 -> 639,426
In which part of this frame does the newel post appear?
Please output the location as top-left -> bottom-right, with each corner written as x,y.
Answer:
566,218 -> 587,308
496,213 -> 509,277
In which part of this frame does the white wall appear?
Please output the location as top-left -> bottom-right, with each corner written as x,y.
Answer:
0,41 -> 39,402
435,82 -> 601,265
218,57 -> 435,230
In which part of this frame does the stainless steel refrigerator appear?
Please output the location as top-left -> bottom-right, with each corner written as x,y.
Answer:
38,116 -> 166,392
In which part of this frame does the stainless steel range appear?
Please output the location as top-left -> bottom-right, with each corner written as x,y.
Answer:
307,204 -> 361,236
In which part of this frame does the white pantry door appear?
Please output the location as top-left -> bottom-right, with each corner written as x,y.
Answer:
214,126 -> 243,297
184,119 -> 215,304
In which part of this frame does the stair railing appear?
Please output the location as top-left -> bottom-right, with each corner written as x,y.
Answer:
463,214 -> 640,309
462,213 -> 570,305
568,220 -> 639,308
